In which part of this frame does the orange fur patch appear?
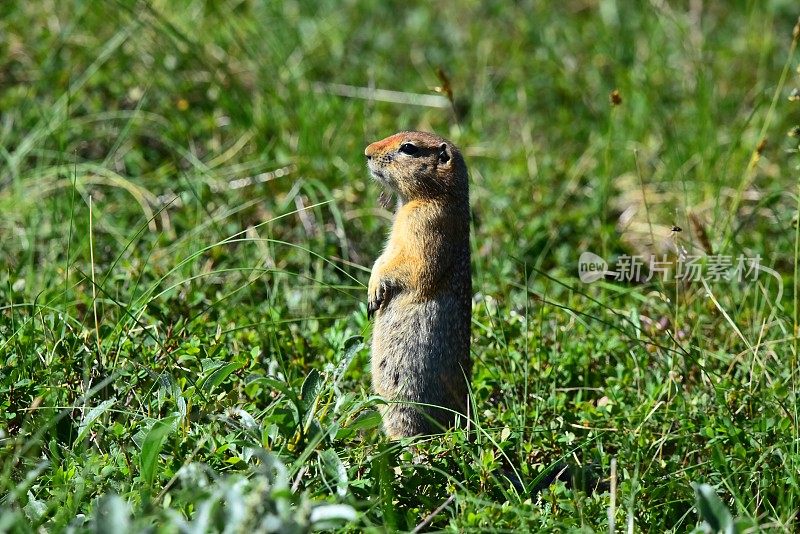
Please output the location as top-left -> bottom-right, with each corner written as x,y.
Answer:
365,133 -> 403,157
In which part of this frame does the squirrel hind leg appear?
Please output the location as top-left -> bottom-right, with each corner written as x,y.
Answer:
381,403 -> 468,439
380,405 -> 436,439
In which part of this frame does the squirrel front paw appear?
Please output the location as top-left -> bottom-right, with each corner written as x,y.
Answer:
368,278 -> 397,319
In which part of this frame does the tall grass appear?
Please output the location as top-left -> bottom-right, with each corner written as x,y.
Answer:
1,1 -> 799,531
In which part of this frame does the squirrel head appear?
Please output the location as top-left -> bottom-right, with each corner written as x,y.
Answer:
365,131 -> 467,204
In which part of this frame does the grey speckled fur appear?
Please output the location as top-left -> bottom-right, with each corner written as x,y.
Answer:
372,265 -> 472,436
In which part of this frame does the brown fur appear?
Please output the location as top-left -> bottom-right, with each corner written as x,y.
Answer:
364,131 -> 472,438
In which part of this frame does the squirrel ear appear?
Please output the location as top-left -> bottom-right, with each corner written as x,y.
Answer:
438,143 -> 451,164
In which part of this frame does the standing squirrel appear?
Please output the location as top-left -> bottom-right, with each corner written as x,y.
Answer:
364,131 -> 472,438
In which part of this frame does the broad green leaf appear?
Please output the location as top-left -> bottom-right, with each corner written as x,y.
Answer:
319,448 -> 348,497
140,415 -> 178,487
94,494 -> 130,534
74,398 -> 116,445
199,361 -> 244,392
347,409 -> 382,431
309,503 -> 357,524
334,336 -> 363,383
693,483 -> 735,534
300,368 -> 323,411
249,377 -> 298,400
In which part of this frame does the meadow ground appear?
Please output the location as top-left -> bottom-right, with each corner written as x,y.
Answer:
1,1 -> 800,531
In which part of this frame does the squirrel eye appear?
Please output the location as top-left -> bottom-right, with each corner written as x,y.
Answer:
398,143 -> 419,155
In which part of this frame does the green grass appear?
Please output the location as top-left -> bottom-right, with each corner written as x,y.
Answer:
1,1 -> 800,531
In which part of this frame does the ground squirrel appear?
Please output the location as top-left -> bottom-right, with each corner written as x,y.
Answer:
364,131 -> 472,438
